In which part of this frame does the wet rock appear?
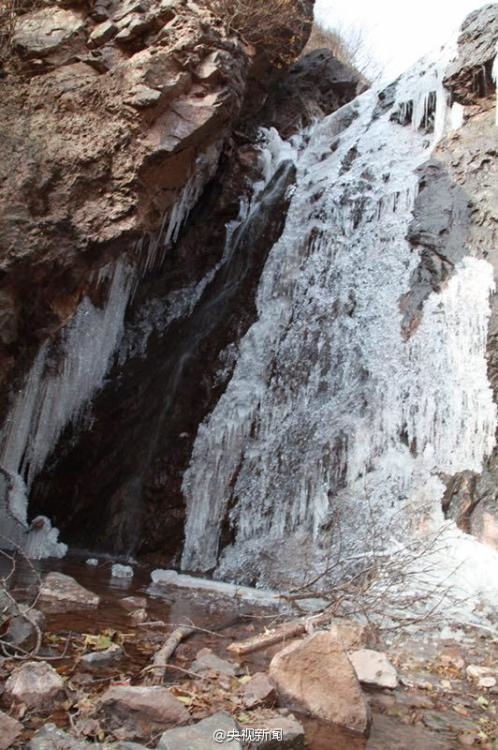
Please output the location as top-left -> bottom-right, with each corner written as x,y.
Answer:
242,672 -> 277,709
98,685 -> 190,741
5,661 -> 65,710
40,572 -> 100,610
329,618 -> 372,651
191,648 -> 240,677
0,709 -> 23,750
80,643 -> 123,671
4,606 -> 45,651
158,712 -> 242,750
245,714 -> 305,749
466,664 -> 496,688
29,724 -> 89,749
269,631 -> 371,735
349,649 -> 398,689
119,596 -> 147,611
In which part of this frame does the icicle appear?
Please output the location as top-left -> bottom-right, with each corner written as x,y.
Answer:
181,34 -> 497,618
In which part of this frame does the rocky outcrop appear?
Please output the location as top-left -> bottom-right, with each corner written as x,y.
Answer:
428,5 -> 498,547
443,4 -> 498,105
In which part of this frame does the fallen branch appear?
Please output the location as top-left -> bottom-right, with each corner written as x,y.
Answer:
147,625 -> 194,684
226,612 -> 332,656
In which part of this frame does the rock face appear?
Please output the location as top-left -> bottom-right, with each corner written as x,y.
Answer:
269,632 -> 371,735
443,4 -> 498,105
98,685 -> 190,741
0,0 -> 317,559
5,661 -> 65,710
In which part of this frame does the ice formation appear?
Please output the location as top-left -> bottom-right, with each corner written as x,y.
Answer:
181,43 -> 498,615
23,516 -> 67,560
0,146 -> 221,558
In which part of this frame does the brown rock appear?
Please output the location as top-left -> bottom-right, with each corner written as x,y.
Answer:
329,618 -> 372,651
242,672 -> 277,709
269,631 -> 370,735
5,661 -> 65,710
98,685 -> 190,741
0,709 -> 23,750
40,572 -> 100,610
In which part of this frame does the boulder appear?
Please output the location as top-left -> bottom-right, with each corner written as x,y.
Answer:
5,661 -> 65,710
245,714 -> 305,750
191,648 -> 240,677
80,644 -> 123,671
269,631 -> 370,735
0,709 -> 23,750
40,572 -> 100,610
349,649 -> 398,689
241,672 -> 277,709
158,712 -> 242,750
98,685 -> 190,741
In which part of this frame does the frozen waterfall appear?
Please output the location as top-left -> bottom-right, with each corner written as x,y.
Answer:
181,42 -> 498,612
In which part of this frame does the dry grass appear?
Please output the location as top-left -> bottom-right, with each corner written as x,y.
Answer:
303,20 -> 383,84
206,0 -> 312,67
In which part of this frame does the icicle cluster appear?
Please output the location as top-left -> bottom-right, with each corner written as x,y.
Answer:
181,43 -> 497,602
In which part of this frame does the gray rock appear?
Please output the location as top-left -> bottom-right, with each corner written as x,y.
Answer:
191,647 -> 240,677
4,606 -> 45,651
0,709 -> 23,750
6,661 -> 65,710
12,8 -> 85,58
159,712 -> 242,750
29,724 -> 89,749
98,685 -> 190,742
349,649 -> 398,689
241,672 -> 277,709
80,644 -> 123,671
89,20 -> 118,48
245,714 -> 306,750
40,572 -> 100,610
